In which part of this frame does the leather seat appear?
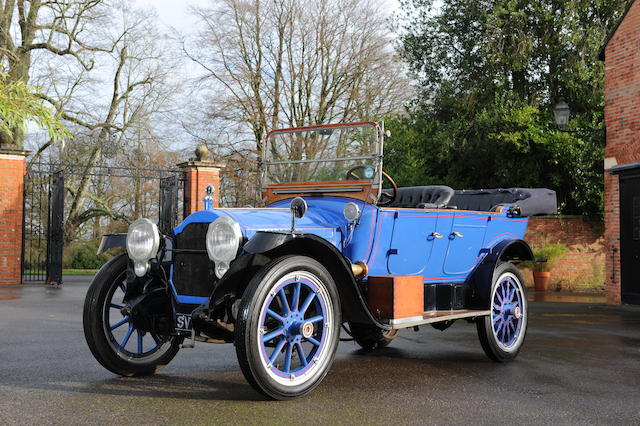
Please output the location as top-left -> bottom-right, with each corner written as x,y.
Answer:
386,186 -> 454,209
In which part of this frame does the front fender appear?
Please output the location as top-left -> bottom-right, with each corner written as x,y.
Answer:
467,239 -> 534,309
97,233 -> 127,254
240,232 -> 385,328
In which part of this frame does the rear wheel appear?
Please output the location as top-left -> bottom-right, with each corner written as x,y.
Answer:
476,262 -> 528,362
83,254 -> 180,376
349,323 -> 397,350
235,256 -> 341,400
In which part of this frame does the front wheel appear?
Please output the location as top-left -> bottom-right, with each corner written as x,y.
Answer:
476,262 -> 528,362
83,254 -> 181,376
235,256 -> 341,400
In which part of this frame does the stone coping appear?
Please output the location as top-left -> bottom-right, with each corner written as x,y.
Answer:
0,147 -> 30,157
176,160 -> 225,169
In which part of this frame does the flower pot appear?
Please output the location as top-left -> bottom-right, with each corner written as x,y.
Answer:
532,271 -> 551,292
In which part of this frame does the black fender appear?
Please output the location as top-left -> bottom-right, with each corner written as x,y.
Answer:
209,231 -> 385,328
466,239 -> 534,309
97,233 -> 127,254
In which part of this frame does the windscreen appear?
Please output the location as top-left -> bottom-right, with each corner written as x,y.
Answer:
263,123 -> 381,184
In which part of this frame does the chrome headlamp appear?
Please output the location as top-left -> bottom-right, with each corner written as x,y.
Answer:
126,218 -> 160,277
206,216 -> 242,278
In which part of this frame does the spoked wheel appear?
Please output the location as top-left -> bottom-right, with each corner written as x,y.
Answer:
349,323 -> 398,350
83,254 -> 180,376
235,256 -> 341,400
476,262 -> 528,362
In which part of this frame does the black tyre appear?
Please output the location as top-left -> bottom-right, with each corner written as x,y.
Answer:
349,323 -> 397,350
83,254 -> 180,376
476,262 -> 528,362
235,255 -> 341,400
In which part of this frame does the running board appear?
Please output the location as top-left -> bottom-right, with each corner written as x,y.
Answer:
388,310 -> 490,330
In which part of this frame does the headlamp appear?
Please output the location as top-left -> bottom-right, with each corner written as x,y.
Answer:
206,216 -> 242,278
126,218 -> 160,277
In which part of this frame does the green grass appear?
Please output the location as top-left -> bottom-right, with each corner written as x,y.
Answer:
62,269 -> 99,275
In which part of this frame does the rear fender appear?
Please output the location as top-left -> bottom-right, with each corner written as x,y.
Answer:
208,232 -> 384,328
467,239 -> 534,309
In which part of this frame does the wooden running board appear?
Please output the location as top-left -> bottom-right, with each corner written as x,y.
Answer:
388,309 -> 490,329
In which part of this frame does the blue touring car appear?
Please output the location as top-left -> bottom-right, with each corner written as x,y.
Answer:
83,121 -> 557,399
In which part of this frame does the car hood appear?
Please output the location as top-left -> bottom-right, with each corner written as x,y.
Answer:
173,202 -> 352,249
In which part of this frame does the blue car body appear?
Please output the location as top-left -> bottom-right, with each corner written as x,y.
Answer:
169,194 -> 531,313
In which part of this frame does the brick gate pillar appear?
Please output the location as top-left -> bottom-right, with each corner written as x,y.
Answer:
0,148 -> 30,285
177,145 -> 224,216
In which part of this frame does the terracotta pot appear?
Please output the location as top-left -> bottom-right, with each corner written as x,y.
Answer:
532,271 -> 551,292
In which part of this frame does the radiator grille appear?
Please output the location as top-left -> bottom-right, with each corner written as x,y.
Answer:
172,223 -> 216,297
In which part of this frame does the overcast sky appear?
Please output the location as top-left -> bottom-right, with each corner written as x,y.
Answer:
135,0 -> 401,32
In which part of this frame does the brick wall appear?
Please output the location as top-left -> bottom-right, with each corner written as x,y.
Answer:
0,151 -> 28,285
522,216 -> 605,293
178,161 -> 223,215
603,0 -> 640,304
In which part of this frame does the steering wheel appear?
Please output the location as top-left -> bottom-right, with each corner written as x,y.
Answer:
345,166 -> 398,206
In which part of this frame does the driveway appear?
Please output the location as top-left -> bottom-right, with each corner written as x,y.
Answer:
0,276 -> 639,425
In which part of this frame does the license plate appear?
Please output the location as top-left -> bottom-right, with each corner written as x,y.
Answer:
175,314 -> 192,331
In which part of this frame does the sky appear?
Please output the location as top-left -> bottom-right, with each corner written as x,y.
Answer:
135,0 -> 402,32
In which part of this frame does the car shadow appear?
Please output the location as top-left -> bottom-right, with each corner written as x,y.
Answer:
13,372 -> 265,402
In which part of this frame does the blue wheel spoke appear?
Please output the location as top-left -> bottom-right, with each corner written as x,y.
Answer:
262,328 -> 284,343
120,324 -> 134,348
492,303 -> 501,311
137,331 -> 143,353
279,289 -> 290,315
110,316 -> 129,330
296,343 -> 308,367
292,282 -> 301,311
266,309 -> 285,323
110,303 -> 124,310
306,315 -> 323,324
269,338 -> 287,365
306,336 -> 321,346
300,292 -> 316,314
283,343 -> 293,373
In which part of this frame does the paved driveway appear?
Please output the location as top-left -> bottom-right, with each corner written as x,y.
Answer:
0,276 -> 639,425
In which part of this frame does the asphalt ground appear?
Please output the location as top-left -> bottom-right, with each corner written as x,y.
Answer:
1,276 -> 639,425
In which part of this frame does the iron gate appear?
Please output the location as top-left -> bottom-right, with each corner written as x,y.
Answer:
22,163 -> 185,284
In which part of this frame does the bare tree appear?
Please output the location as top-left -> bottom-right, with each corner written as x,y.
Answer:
33,3 -> 179,241
0,0 -> 113,147
183,0 -> 411,204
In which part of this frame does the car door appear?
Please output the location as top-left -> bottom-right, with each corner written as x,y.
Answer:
387,211 -> 438,275
441,211 -> 490,276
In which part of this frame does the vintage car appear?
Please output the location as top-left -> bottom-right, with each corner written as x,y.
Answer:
83,121 -> 557,400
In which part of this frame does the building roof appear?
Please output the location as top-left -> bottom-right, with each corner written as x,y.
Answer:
599,0 -> 637,61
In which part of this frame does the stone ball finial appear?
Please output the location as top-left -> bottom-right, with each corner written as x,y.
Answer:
195,144 -> 209,161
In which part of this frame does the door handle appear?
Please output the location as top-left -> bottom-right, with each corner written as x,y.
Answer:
451,232 -> 464,238
431,232 -> 444,239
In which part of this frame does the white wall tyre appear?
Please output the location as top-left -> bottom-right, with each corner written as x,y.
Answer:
476,262 -> 528,362
235,255 -> 341,400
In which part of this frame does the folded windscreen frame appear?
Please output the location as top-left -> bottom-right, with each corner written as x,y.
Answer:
261,122 -> 384,204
